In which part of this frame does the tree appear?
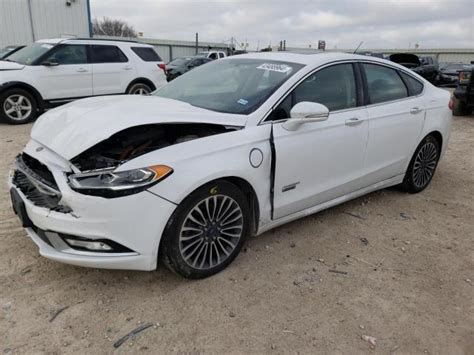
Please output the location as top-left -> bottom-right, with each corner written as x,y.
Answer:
92,17 -> 137,38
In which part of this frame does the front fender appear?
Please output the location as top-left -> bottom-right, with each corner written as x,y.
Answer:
120,124 -> 273,225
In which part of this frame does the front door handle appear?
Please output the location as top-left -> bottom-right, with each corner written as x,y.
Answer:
410,107 -> 424,114
76,68 -> 87,73
345,117 -> 363,126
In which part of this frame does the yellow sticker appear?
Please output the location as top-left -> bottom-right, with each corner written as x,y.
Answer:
210,186 -> 218,195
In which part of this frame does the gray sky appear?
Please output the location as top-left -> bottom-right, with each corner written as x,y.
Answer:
91,0 -> 474,50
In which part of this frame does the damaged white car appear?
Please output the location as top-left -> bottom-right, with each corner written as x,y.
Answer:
9,53 -> 452,278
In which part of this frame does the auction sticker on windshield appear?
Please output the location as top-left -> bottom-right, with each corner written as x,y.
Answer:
256,63 -> 293,73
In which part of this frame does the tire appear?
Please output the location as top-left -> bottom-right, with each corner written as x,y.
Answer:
0,88 -> 38,124
160,180 -> 250,279
126,82 -> 153,95
452,97 -> 468,116
400,135 -> 440,193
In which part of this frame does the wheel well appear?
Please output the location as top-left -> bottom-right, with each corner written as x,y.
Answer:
220,177 -> 260,236
1,82 -> 43,109
428,131 -> 443,151
126,78 -> 156,93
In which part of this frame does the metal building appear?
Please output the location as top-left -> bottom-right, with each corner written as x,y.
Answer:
0,0 -> 91,48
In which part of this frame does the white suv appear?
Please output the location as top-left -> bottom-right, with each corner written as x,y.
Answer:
0,38 -> 166,124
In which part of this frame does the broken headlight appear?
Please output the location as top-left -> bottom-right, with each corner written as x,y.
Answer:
68,165 -> 173,197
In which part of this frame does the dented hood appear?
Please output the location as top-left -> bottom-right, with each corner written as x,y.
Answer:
31,95 -> 247,160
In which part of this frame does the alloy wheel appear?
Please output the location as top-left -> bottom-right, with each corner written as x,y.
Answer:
3,94 -> 32,121
412,141 -> 438,189
179,195 -> 244,270
132,87 -> 150,95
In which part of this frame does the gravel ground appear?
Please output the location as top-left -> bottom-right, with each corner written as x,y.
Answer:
0,115 -> 473,354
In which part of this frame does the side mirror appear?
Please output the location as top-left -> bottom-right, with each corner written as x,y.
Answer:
41,59 -> 59,67
282,102 -> 329,131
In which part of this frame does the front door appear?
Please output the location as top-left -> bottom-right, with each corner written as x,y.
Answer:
270,63 -> 369,219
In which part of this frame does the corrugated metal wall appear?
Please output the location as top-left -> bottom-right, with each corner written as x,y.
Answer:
0,0 -> 90,47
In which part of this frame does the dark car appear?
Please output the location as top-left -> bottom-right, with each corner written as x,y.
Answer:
165,56 -> 212,81
452,68 -> 474,116
389,53 -> 438,84
438,63 -> 473,87
0,45 -> 25,60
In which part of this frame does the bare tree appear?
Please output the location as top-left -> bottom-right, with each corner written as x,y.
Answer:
92,17 -> 137,38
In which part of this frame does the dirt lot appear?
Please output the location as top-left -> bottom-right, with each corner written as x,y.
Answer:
0,114 -> 473,354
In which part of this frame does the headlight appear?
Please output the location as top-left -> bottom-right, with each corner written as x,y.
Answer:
68,165 -> 173,197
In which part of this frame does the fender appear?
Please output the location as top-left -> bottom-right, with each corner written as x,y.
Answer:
0,81 -> 45,109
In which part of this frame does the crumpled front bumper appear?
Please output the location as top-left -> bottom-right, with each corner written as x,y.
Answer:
8,139 -> 177,271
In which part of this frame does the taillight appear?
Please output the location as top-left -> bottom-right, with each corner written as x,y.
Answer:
448,97 -> 454,110
459,71 -> 471,85
158,63 -> 166,71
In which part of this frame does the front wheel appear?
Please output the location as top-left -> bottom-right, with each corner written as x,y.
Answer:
160,181 -> 250,279
0,89 -> 38,124
400,135 -> 440,193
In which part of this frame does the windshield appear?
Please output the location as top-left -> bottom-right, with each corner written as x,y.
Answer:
154,58 -> 304,114
6,42 -> 55,65
0,46 -> 16,58
168,57 -> 191,66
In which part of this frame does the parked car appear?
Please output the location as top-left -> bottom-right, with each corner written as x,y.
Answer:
0,45 -> 25,59
452,68 -> 474,115
197,50 -> 227,60
0,38 -> 166,124
9,52 -> 452,279
165,56 -> 212,81
437,62 -> 473,87
388,53 -> 439,84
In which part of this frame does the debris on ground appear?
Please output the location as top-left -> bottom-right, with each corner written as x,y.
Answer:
328,269 -> 348,275
317,258 -> 325,263
465,278 -> 472,284
361,334 -> 377,348
289,242 -> 296,248
49,306 -> 69,323
344,211 -> 366,220
400,212 -> 410,220
229,311 -> 236,318
113,323 -> 154,349
360,237 -> 369,246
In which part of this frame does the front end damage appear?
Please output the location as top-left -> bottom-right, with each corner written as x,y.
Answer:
10,122 -> 239,270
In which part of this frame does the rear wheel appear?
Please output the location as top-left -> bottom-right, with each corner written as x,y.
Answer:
0,88 -> 37,124
401,135 -> 440,193
160,181 -> 250,279
126,82 -> 152,95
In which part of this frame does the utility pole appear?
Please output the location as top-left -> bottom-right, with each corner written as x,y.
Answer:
195,32 -> 198,54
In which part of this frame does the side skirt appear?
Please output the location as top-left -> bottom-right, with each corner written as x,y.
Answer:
256,173 -> 405,236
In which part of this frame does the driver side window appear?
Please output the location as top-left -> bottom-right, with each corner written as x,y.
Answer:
267,63 -> 357,121
45,45 -> 87,65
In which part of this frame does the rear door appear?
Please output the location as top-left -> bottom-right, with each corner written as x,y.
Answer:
361,63 -> 425,184
35,44 -> 92,100
90,44 -> 136,95
270,63 -> 369,219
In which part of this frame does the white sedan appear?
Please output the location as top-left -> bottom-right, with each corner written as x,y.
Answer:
9,52 -> 452,279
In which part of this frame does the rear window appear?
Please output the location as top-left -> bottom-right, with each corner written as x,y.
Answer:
400,72 -> 424,96
90,45 -> 128,63
131,47 -> 162,62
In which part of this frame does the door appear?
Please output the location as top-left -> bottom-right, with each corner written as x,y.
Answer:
35,44 -> 92,100
270,63 -> 369,219
361,63 -> 425,184
90,45 -> 136,95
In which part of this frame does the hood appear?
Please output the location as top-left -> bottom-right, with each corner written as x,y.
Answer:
389,53 -> 421,68
0,61 -> 25,70
31,95 -> 247,160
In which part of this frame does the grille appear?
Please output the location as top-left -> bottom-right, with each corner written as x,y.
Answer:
12,170 -> 60,209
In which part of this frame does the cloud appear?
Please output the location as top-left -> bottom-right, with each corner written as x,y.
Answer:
90,0 -> 474,49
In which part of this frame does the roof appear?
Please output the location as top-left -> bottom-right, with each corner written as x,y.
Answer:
35,37 -> 151,46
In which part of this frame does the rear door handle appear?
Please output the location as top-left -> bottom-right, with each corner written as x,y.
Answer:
76,68 -> 87,73
410,107 -> 424,114
345,117 -> 363,126
123,66 -> 133,70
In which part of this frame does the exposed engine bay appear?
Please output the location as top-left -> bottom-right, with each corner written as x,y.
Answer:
71,123 -> 239,171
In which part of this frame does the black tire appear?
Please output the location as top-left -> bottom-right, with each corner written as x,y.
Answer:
126,82 -> 153,95
0,88 -> 38,124
160,180 -> 250,279
452,97 -> 468,116
400,135 -> 440,193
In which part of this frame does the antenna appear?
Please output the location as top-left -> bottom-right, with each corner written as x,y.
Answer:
353,41 -> 364,54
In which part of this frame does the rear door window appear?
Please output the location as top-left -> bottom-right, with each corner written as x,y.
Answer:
363,63 -> 408,104
90,45 -> 128,63
131,47 -> 162,62
400,72 -> 424,96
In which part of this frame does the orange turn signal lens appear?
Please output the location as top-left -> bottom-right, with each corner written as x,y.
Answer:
148,165 -> 173,181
